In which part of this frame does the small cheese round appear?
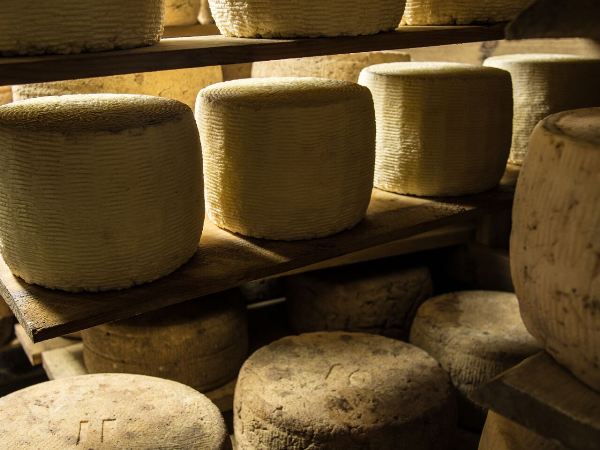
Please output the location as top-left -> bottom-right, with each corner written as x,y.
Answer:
0,0 -> 164,56
0,374 -> 230,449
0,86 -> 11,106
511,108 -> 600,391
402,0 -> 531,25
409,291 -> 541,430
484,54 -> 600,165
0,94 -> 203,292
196,77 -> 375,240
208,0 -> 405,38
358,62 -> 512,196
165,0 -> 201,26
234,332 -> 456,450
199,0 -> 215,24
285,265 -> 433,339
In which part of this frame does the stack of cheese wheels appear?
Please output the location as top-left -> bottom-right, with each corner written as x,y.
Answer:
165,0 -> 201,26
0,94 -> 203,292
196,77 -> 375,240
252,51 -> 410,82
511,108 -> 600,392
0,86 -> 11,105
199,0 -> 215,24
285,265 -> 433,339
358,62 -> 513,196
409,291 -> 541,430
208,0 -> 405,38
0,374 -> 230,449
82,291 -> 247,393
484,54 -> 600,165
402,0 -> 531,25
0,0 -> 164,55
234,332 -> 456,449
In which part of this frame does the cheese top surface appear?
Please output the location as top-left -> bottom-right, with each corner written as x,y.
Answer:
544,107 -> 600,146
362,61 -> 509,78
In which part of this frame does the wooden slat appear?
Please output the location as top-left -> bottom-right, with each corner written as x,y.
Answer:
14,324 -> 73,366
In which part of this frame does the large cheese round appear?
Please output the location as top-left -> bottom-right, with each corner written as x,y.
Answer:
402,0 -> 531,25
0,87 -> 11,105
484,54 -> 600,165
165,0 -> 201,26
511,108 -> 600,391
285,265 -> 432,339
0,94 -> 203,292
0,0 -> 164,56
0,374 -> 230,449
208,0 -> 405,38
234,332 -> 456,449
409,291 -> 541,430
196,77 -> 375,240
358,62 -> 512,196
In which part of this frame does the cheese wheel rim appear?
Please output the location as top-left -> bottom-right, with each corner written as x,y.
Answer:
402,0 -> 531,25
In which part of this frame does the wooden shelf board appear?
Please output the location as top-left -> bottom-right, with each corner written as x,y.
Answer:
0,24 -> 505,85
14,324 -> 73,366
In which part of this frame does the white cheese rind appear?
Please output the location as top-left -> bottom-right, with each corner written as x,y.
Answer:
402,0 -> 531,25
165,0 -> 201,26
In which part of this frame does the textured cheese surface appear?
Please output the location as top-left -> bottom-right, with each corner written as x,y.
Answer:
511,108 -> 600,392
209,0 -> 405,38
359,62 -> 512,196
0,87 -> 11,105
234,332 -> 456,450
0,0 -> 164,56
165,0 -> 201,26
285,265 -> 432,339
13,66 -> 223,110
402,0 -> 531,25
0,94 -> 203,292
197,77 -> 375,240
484,54 -> 600,165
0,374 -> 229,449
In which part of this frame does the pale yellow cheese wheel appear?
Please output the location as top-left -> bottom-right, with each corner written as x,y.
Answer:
199,0 -> 215,24
402,0 -> 531,25
165,0 -> 201,26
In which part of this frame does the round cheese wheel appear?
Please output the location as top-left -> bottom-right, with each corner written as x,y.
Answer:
285,265 -> 433,339
196,77 -> 375,240
0,374 -> 230,449
165,0 -> 201,26
511,108 -> 600,391
234,332 -> 456,450
484,54 -> 600,165
358,62 -> 512,196
208,0 -> 405,38
0,0 -> 164,56
0,94 -> 203,292
198,0 -> 215,24
402,0 -> 531,25
252,51 -> 410,82
409,291 -> 541,430
0,86 -> 11,105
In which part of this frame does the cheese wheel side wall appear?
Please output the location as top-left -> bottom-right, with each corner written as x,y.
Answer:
402,0 -> 531,25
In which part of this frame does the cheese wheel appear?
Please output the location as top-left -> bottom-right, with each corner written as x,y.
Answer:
252,52 -> 410,82
0,374 -> 230,449
0,0 -> 164,56
208,0 -> 405,38
196,77 -> 375,240
0,94 -> 203,292
199,0 -> 215,24
285,265 -> 433,339
402,0 -> 531,25
511,108 -> 600,391
0,86 -> 11,105
410,291 -> 541,430
234,332 -> 456,450
358,62 -> 512,196
165,0 -> 201,26
484,54 -> 600,165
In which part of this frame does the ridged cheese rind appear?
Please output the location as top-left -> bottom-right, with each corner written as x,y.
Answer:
402,0 -> 531,25
165,0 -> 201,26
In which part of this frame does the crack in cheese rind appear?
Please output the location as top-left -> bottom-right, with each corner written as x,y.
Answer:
0,94 -> 204,292
196,77 -> 375,240
165,0 -> 201,26
359,62 -> 512,197
402,0 -> 531,25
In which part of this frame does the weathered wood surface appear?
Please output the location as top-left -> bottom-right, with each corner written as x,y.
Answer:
14,324 -> 73,366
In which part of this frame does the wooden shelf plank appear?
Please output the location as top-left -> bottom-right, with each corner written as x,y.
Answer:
0,25 -> 505,85
14,324 -> 74,366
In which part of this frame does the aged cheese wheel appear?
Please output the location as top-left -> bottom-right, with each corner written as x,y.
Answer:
0,86 -> 11,105
402,0 -> 531,25
285,265 -> 432,339
0,0 -> 163,56
484,54 -> 600,165
252,51 -> 410,82
196,77 -> 375,240
234,332 -> 456,449
82,291 -> 247,392
410,291 -> 541,430
0,374 -> 230,449
199,0 -> 215,24
358,62 -> 512,196
0,94 -> 203,292
511,108 -> 600,391
165,0 -> 201,26
208,0 -> 405,38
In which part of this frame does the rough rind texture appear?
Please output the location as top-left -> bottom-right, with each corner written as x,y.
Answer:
359,62 -> 512,197
0,94 -> 204,292
479,412 -> 568,449
484,54 -> 600,165
0,86 -> 11,105
196,77 -> 375,240
402,0 -> 531,25
0,0 -> 164,56
208,0 -> 405,38
165,0 -> 201,26
285,265 -> 432,339
0,374 -> 229,449
234,332 -> 456,450
82,292 -> 248,392
511,108 -> 600,392
409,291 -> 541,430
